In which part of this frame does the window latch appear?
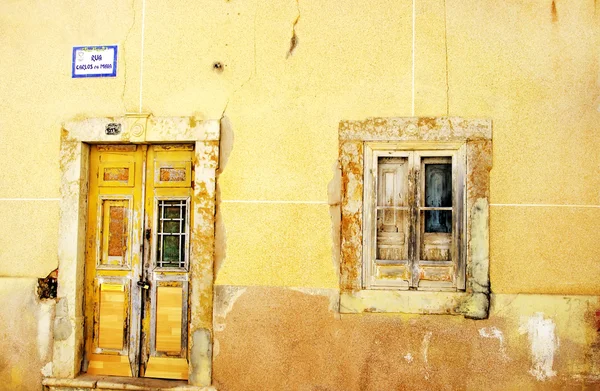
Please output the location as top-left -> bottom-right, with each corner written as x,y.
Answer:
145,229 -> 151,240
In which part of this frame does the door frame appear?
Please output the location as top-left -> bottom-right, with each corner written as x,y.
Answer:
53,114 -> 219,387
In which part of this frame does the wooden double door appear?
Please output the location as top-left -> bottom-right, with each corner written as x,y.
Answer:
84,144 -> 194,380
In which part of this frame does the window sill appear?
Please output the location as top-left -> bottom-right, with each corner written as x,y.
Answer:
339,290 -> 488,319
42,375 -> 212,391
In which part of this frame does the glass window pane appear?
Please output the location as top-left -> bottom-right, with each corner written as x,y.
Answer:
163,221 -> 180,234
157,200 -> 187,268
162,236 -> 180,264
425,210 -> 452,233
424,164 -> 452,207
165,206 -> 181,219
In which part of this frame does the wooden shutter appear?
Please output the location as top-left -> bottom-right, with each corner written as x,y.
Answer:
363,145 -> 466,291
363,148 -> 411,289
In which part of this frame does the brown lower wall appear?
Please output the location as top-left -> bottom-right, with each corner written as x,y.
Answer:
213,286 -> 600,391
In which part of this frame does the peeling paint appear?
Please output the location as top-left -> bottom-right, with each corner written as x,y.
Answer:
328,161 -> 342,285
479,326 -> 509,361
37,300 -> 55,361
41,362 -> 52,377
421,331 -> 432,380
214,116 -> 234,278
289,287 -> 339,313
213,286 -> 247,332
404,352 -> 414,363
53,298 -> 72,341
189,328 -> 212,386
519,313 -> 559,381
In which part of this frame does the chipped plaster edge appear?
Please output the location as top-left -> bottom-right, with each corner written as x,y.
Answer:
213,285 -> 248,332
55,114 -> 220,386
289,287 -> 340,313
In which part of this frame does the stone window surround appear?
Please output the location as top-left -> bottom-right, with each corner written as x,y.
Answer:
338,117 -> 492,319
49,114 -> 219,389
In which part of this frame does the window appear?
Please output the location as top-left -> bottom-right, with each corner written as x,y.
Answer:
363,146 -> 465,291
338,117 -> 492,319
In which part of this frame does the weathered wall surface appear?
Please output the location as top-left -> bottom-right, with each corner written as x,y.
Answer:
213,287 -> 600,390
0,279 -> 54,391
0,0 -> 598,389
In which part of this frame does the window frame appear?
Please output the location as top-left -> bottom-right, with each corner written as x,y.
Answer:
362,143 -> 466,291
338,118 -> 492,319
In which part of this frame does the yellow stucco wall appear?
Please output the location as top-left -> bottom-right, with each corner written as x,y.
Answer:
1,0 -> 597,290
0,0 -> 598,387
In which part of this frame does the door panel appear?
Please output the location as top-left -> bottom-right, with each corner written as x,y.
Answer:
85,144 -> 193,380
140,145 -> 193,380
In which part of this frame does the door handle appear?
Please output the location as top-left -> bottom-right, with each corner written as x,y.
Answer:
137,280 -> 150,290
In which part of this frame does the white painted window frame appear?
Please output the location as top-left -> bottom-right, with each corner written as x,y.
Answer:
362,142 -> 466,291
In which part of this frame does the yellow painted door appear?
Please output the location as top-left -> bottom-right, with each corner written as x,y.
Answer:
84,144 -> 194,380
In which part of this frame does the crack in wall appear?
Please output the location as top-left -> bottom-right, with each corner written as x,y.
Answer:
121,0 -> 137,112
220,0 -> 259,119
442,0 -> 450,116
286,0 -> 300,58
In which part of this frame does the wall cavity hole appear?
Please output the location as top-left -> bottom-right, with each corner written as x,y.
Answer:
213,62 -> 224,73
38,269 -> 58,300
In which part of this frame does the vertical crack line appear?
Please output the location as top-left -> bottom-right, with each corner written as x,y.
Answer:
286,0 -> 300,58
220,98 -> 230,120
412,0 -> 416,116
443,0 -> 449,116
121,0 -> 137,112
253,0 -> 258,76
139,0 -> 147,113
221,0 -> 259,119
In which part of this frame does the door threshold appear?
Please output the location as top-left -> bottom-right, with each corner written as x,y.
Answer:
42,375 -> 213,391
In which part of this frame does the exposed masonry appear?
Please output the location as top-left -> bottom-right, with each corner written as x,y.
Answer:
338,117 -> 492,319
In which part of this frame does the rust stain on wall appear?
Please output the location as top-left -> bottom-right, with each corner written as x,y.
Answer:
551,1 -> 558,23
59,129 -> 78,173
339,139 -> 364,292
584,306 -> 600,377
466,140 -> 492,201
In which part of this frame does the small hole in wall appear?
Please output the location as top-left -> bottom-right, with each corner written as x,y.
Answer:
213,62 -> 224,73
38,269 -> 58,300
